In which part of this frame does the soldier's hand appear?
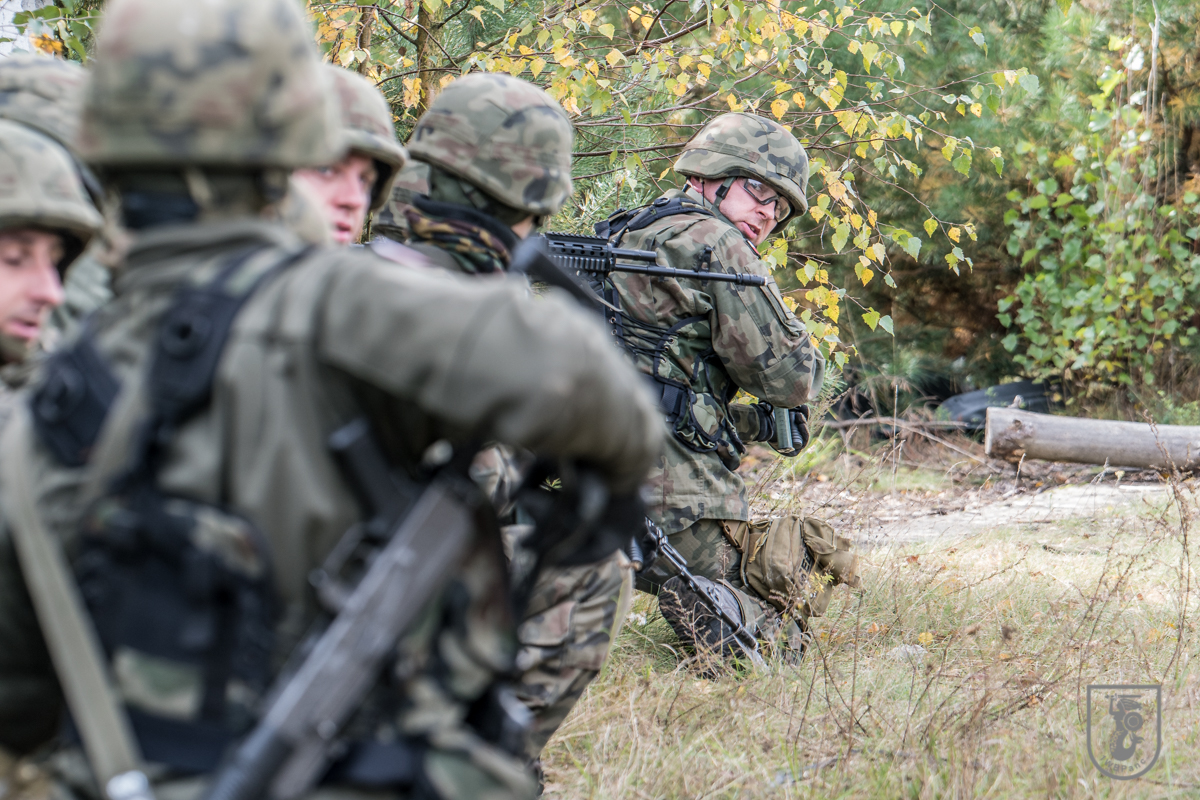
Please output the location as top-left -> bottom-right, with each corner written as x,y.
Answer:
789,404 -> 811,453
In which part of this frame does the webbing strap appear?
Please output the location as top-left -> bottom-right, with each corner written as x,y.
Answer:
1,410 -> 147,794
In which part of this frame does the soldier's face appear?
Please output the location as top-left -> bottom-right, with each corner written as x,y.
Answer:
690,177 -> 777,246
293,153 -> 378,245
0,229 -> 64,362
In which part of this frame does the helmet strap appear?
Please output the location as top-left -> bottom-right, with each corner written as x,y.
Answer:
713,176 -> 736,202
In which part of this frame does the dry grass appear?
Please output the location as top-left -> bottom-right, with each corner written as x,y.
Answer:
540,437 -> 1200,798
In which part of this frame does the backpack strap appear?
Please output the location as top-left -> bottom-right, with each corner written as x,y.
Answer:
594,196 -> 713,244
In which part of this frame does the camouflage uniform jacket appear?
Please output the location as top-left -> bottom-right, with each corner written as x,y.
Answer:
608,186 -> 824,534
0,216 -> 661,796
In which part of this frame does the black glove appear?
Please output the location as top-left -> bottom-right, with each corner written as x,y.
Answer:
772,404 -> 810,457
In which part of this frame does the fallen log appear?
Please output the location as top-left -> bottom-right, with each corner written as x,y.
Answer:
984,408 -> 1200,469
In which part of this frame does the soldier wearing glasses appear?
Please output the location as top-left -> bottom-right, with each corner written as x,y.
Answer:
599,112 -> 841,663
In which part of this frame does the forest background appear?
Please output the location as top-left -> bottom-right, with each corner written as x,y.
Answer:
9,0 -> 1200,423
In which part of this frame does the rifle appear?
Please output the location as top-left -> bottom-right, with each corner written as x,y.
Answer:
637,520 -> 767,670
543,232 -> 767,287
202,419 -> 482,800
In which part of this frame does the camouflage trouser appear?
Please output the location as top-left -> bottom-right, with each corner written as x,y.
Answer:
634,518 -> 804,653
513,549 -> 631,759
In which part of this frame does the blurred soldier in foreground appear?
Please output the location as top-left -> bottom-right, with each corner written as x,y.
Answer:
374,74 -> 637,772
596,113 -> 858,663
0,2 -> 661,800
292,65 -> 407,245
0,120 -> 101,429
0,53 -> 112,338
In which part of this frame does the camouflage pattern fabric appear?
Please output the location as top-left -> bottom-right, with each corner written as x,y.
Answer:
407,74 -> 573,217
515,551 -> 630,758
403,202 -> 512,275
609,186 -> 824,534
323,64 -> 408,211
0,53 -> 86,152
373,161 -> 431,241
674,112 -> 810,233
0,120 -> 101,257
77,0 -> 343,169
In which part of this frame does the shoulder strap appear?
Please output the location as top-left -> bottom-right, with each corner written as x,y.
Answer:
0,410 -> 154,800
594,196 -> 713,243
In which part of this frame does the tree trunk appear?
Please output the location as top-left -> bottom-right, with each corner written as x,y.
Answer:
415,1 -> 432,115
984,408 -> 1200,469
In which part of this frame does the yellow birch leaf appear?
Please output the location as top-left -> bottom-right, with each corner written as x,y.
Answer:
970,102 -> 983,117
867,16 -> 884,36
849,213 -> 863,230
867,209 -> 878,227
847,40 -> 860,54
402,57 -> 415,68
402,77 -> 422,108
679,54 -> 693,71
771,98 -> 789,119
562,95 -> 581,115
529,57 -> 547,78
507,32 -> 519,49
727,94 -> 742,112
673,80 -> 688,97
598,23 -> 615,39
860,266 -> 874,286
811,206 -> 826,222
870,136 -> 884,152
585,59 -> 599,76
870,242 -> 886,262
659,167 -> 671,179
860,41 -> 880,69
948,227 -> 961,243
791,92 -> 806,110
627,6 -> 641,22
698,62 -> 711,78
835,110 -> 855,134
890,20 -> 904,36
827,180 -> 847,200
793,18 -> 810,37
467,5 -> 484,22
439,74 -> 456,89
917,631 -> 934,646
826,304 -> 840,323
580,8 -> 596,25
605,48 -> 624,66
924,218 -> 938,236
519,45 -> 533,55
640,14 -> 653,29
811,24 -> 829,45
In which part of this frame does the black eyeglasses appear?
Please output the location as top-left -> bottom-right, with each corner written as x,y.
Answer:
740,177 -> 791,222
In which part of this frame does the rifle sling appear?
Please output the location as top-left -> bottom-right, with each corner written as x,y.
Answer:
0,408 -> 144,789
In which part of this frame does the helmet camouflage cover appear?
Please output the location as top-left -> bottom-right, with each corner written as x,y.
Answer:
0,119 -> 102,267
407,73 -> 574,217
78,0 -> 343,170
674,112 -> 810,231
372,160 -> 430,239
324,65 -> 408,212
0,53 -> 86,151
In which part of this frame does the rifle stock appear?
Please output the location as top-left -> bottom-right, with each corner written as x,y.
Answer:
543,232 -> 767,287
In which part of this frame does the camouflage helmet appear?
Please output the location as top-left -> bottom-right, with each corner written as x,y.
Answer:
674,112 -> 810,230
0,120 -> 102,268
407,73 -> 574,217
0,53 -> 86,151
324,65 -> 407,212
78,0 -> 343,170
373,160 -> 430,240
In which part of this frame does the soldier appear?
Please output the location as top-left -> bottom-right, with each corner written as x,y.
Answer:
0,53 -> 112,337
597,113 -> 856,663
292,65 -> 407,245
374,74 -> 636,772
0,3 -> 661,800
0,120 -> 101,429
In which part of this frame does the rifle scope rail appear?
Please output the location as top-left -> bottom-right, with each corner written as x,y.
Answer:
544,233 -> 767,287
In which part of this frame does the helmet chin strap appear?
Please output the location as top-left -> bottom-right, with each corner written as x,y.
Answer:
692,176 -> 737,216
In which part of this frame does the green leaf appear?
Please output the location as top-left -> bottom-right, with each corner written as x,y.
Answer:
598,23 -> 615,39
832,223 -> 850,252
1056,0 -> 1073,14
952,152 -> 972,175
879,315 -> 894,335
903,236 -> 922,259
923,218 -> 937,236
1019,73 -> 1040,94
862,310 -> 881,331
1028,194 -> 1049,210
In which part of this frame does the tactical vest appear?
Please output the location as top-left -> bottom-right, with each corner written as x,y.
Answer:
594,197 -> 744,459
30,246 -> 304,772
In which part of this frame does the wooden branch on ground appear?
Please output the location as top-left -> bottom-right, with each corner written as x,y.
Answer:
821,417 -> 974,430
984,408 -> 1200,469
